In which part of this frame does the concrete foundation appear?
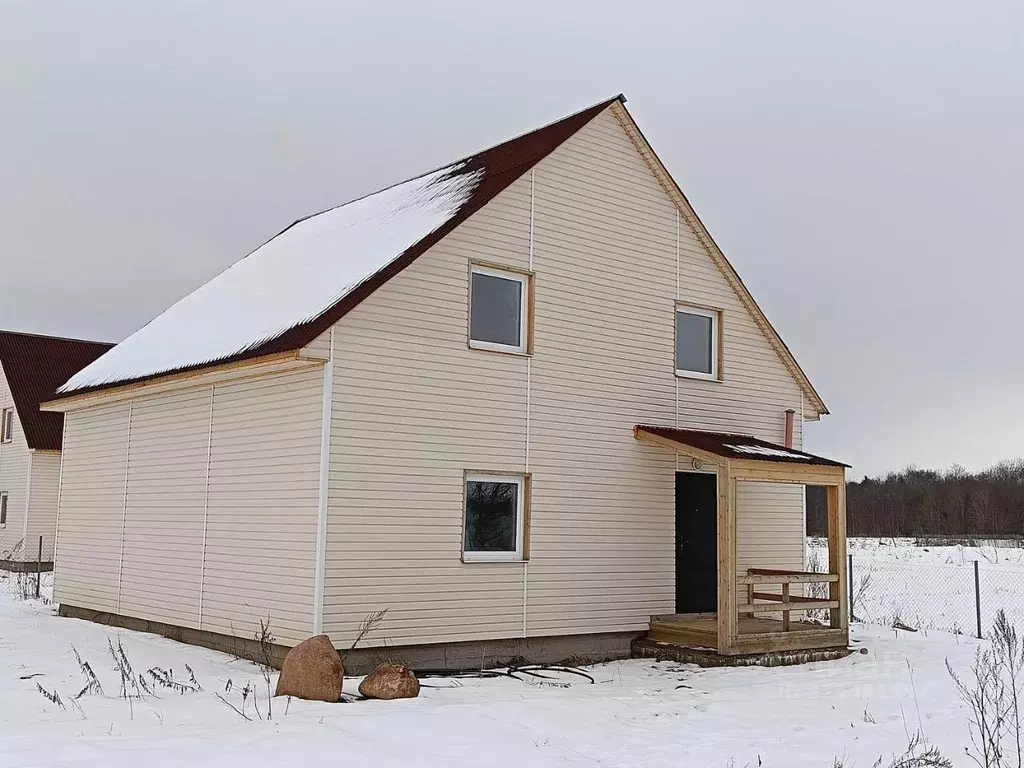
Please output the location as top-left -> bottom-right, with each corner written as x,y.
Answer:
58,604 -> 853,672
343,631 -> 637,674
59,604 -> 294,667
58,604 -> 638,674
631,635 -> 852,667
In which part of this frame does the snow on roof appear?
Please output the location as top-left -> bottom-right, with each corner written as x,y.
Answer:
55,97 -> 621,398
723,444 -> 813,460
60,164 -> 482,394
634,425 -> 849,467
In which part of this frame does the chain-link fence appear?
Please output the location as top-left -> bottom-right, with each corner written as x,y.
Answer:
818,540 -> 1024,638
0,567 -> 53,601
0,535 -> 53,602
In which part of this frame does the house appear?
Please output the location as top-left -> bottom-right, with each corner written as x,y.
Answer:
0,331 -> 113,569
44,95 -> 849,668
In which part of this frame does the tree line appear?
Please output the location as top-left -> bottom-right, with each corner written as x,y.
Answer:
806,459 -> 1024,537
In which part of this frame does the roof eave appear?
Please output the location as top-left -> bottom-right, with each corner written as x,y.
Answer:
44,349 -> 310,411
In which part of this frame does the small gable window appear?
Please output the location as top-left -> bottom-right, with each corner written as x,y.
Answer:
0,408 -> 12,443
469,265 -> 529,354
676,306 -> 720,379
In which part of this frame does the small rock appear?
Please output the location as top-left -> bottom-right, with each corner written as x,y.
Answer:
358,663 -> 420,700
275,634 -> 343,702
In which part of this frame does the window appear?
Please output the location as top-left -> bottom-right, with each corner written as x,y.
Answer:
463,474 -> 527,562
675,306 -> 720,379
0,492 -> 7,527
0,408 -> 11,442
469,265 -> 529,354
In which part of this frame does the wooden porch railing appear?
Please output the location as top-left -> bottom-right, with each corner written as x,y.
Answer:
736,568 -> 840,631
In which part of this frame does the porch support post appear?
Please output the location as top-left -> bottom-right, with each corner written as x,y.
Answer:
826,478 -> 849,630
716,460 -> 738,654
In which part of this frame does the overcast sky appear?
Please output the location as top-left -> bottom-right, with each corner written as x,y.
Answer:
3,1 -> 1022,478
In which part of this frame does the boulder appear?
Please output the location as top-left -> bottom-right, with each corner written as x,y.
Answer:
274,634 -> 343,702
358,663 -> 420,700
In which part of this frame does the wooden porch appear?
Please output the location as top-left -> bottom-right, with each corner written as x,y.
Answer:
634,425 -> 850,657
650,569 -> 847,654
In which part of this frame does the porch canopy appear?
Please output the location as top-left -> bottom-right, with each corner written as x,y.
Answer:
633,425 -> 850,656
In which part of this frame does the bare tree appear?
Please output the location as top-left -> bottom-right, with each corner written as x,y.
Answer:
807,460 -> 1024,538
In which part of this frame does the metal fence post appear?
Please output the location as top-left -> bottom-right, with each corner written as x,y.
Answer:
974,559 -> 982,640
35,536 -> 42,600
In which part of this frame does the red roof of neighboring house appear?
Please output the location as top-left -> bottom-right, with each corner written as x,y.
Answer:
0,331 -> 114,449
634,425 -> 849,468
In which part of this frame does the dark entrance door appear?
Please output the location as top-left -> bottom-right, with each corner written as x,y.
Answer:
675,472 -> 718,613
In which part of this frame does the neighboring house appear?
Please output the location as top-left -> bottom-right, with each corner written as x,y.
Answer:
0,331 -> 113,569
44,95 -> 848,667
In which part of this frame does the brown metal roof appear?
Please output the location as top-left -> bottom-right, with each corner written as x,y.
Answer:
634,425 -> 849,468
0,331 -> 114,449
54,95 -> 624,401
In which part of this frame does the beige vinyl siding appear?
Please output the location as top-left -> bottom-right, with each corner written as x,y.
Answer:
736,481 -> 805,573
300,332 -> 332,361
322,105 -> 808,647
25,451 -> 61,562
525,111 -> 682,636
736,481 -> 806,608
118,388 -> 209,627
200,370 -> 322,645
54,402 -> 130,610
0,363 -> 30,559
323,180 -> 532,646
54,366 -> 323,646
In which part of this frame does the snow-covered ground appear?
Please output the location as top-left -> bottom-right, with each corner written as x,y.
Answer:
810,537 -> 1024,635
0,567 -> 986,768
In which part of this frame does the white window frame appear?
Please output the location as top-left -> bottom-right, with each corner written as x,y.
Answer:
0,491 -> 7,528
468,265 -> 529,355
0,408 -> 12,443
675,305 -> 720,380
462,473 -> 526,563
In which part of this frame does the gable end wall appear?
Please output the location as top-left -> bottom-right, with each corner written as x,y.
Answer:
322,108 -> 808,647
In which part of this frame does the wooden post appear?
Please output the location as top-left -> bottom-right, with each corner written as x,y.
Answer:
826,480 -> 849,630
781,582 -> 790,631
716,463 -> 737,654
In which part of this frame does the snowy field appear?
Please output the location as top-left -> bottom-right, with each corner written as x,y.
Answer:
809,537 -> 1024,635
0,566 -> 991,768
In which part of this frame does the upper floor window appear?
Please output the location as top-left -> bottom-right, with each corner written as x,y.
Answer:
469,265 -> 529,354
0,408 -> 12,443
676,306 -> 720,379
